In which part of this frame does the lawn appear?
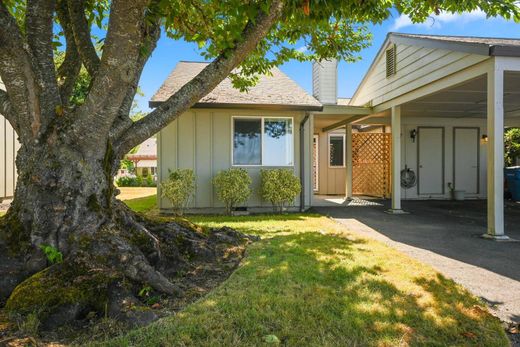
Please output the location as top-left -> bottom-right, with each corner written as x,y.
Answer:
97,199 -> 508,346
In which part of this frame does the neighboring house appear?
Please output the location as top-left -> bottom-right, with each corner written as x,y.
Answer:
0,79 -> 20,201
126,137 -> 157,179
153,33 -> 520,240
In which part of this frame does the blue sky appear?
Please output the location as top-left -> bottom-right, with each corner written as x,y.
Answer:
135,10 -> 520,113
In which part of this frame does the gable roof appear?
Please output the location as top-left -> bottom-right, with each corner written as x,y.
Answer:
150,61 -> 322,111
390,32 -> 520,57
350,32 -> 520,105
127,137 -> 157,161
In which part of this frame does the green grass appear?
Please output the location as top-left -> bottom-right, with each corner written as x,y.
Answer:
122,195 -> 157,213
104,201 -> 508,346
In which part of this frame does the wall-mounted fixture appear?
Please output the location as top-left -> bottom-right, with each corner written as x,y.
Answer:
481,134 -> 488,144
410,129 -> 417,143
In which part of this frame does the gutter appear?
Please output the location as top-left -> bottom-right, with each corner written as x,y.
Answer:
299,112 -> 311,212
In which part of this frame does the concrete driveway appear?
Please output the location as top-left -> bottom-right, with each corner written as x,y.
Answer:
314,199 -> 520,324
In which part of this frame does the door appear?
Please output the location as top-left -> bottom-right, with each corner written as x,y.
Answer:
453,127 -> 479,194
313,135 -> 319,191
418,127 -> 444,195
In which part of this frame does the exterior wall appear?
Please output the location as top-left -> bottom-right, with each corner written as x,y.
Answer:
312,60 -> 338,104
314,128 -> 346,195
0,114 -> 19,200
399,116 -> 488,200
351,43 -> 489,107
158,108 -> 310,213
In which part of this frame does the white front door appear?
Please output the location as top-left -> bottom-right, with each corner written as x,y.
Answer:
418,127 -> 444,195
453,127 -> 479,194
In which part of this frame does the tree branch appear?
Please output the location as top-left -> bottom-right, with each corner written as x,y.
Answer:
56,0 -> 82,106
71,0 -> 153,155
67,0 -> 100,77
25,0 -> 61,133
0,2 -> 39,139
114,0 -> 284,157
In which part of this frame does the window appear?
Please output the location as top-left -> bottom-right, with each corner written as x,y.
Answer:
329,134 -> 345,167
386,44 -> 397,78
233,117 -> 293,166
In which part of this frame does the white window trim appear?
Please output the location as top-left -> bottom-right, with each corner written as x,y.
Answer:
328,133 -> 346,168
231,115 -> 294,167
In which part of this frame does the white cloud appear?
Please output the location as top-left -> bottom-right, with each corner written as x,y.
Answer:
296,45 -> 308,53
391,10 -> 487,31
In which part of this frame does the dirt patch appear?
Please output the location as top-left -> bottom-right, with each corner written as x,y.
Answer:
0,220 -> 257,346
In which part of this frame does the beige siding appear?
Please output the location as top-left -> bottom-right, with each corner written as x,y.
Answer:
352,43 -> 489,107
158,109 -> 308,212
0,115 -> 19,199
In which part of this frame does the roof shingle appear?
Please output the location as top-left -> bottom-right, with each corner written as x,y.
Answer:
150,61 -> 321,110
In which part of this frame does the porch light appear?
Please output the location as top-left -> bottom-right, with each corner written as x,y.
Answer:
481,134 -> 488,144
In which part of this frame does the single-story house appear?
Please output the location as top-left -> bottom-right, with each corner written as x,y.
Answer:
152,33 -> 520,240
0,79 -> 20,201
126,137 -> 157,179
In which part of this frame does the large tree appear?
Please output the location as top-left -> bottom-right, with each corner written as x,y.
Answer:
0,0 -> 518,325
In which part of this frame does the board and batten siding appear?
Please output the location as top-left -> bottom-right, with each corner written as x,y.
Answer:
158,109 -> 310,212
0,114 -> 20,199
351,43 -> 489,107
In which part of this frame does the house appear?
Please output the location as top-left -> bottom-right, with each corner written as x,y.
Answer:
0,79 -> 20,201
152,33 -> 520,240
125,137 -> 157,179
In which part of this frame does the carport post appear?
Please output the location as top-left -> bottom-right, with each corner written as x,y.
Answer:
484,64 -> 508,240
345,124 -> 353,199
387,105 -> 406,214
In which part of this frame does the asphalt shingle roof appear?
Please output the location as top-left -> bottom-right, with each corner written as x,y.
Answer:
150,61 -> 322,110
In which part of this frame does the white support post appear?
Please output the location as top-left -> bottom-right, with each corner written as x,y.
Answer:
345,124 -> 353,200
387,105 -> 406,214
484,64 -> 508,240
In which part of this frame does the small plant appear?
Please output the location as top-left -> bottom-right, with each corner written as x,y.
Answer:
161,168 -> 196,215
17,312 -> 40,336
260,169 -> 301,213
213,168 -> 252,215
39,244 -> 63,264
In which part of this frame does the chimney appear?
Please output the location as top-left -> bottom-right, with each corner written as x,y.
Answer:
312,59 -> 338,104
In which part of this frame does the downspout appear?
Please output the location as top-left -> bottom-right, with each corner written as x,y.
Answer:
299,112 -> 311,212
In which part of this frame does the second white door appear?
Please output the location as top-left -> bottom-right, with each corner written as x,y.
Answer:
418,127 -> 444,195
453,127 -> 479,194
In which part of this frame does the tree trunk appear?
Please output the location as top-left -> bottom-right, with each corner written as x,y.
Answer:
0,137 -> 252,331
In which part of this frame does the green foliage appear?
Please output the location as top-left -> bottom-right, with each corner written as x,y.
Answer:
213,168 -> 252,215
160,169 -> 196,216
116,176 -> 156,187
54,51 -> 91,106
505,128 -> 520,167
39,244 -> 63,264
120,159 -> 135,174
260,169 -> 301,213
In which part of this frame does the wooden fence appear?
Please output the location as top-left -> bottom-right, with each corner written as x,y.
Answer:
352,133 -> 391,198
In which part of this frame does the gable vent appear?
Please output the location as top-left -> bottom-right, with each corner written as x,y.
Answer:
386,44 -> 397,78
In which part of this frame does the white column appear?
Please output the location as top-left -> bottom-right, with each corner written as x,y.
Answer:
485,65 -> 508,239
389,105 -> 404,213
345,124 -> 353,199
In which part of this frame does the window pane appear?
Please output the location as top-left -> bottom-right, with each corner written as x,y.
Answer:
263,118 -> 293,166
233,118 -> 261,165
329,135 -> 344,166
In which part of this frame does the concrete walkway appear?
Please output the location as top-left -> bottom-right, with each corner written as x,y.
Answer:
314,199 -> 520,324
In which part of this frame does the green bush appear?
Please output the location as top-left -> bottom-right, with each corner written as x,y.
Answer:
213,168 -> 252,215
160,169 -> 196,215
505,127 -> 520,167
115,175 -> 156,187
260,169 -> 301,213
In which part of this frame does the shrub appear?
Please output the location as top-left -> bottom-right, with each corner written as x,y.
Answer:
115,175 -> 156,187
160,169 -> 196,215
260,169 -> 301,213
213,168 -> 252,215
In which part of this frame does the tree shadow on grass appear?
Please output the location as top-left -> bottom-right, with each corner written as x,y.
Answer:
103,232 -> 507,347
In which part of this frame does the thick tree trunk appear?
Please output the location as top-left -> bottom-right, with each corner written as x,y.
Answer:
0,138 -> 253,332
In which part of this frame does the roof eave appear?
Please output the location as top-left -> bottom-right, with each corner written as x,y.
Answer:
149,101 -> 323,112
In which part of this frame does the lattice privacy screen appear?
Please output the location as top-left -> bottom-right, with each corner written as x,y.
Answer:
352,133 -> 391,198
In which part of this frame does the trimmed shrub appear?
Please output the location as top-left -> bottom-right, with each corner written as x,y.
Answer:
213,168 -> 252,215
115,175 -> 156,187
160,169 -> 196,215
260,169 -> 301,213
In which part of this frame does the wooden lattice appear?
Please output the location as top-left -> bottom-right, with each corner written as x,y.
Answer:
352,133 -> 391,198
